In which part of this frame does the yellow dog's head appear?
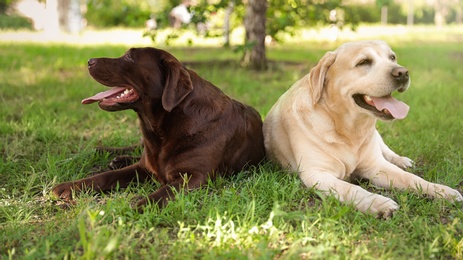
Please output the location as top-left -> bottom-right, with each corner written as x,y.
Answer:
309,40 -> 410,120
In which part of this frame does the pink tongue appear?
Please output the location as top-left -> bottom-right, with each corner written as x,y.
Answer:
370,96 -> 410,119
81,87 -> 126,104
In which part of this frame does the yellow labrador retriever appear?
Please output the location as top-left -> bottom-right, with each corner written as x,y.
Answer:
263,40 -> 462,218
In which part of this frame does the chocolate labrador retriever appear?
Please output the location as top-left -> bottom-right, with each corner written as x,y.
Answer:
52,47 -> 265,210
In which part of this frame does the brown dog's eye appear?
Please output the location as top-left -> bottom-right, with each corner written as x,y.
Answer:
390,55 -> 396,61
356,59 -> 371,67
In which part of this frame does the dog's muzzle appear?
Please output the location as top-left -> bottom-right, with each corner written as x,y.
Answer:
392,67 -> 409,92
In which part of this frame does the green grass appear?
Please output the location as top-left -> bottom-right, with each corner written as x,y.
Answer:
1,28 -> 463,259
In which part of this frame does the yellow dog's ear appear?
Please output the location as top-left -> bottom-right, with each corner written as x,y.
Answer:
309,51 -> 337,104
162,60 -> 193,112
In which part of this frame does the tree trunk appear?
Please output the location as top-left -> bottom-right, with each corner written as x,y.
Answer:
45,0 -> 60,34
223,1 -> 235,47
434,0 -> 448,27
407,0 -> 413,26
45,0 -> 82,34
456,5 -> 463,24
66,0 -> 83,34
380,6 -> 387,25
242,0 -> 267,70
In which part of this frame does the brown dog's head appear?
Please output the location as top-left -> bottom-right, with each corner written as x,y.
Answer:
83,47 -> 193,112
308,40 -> 410,120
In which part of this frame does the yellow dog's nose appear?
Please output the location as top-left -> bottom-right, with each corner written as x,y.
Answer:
391,67 -> 409,83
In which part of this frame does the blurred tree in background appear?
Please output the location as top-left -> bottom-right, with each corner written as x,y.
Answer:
3,0 -> 463,31
86,0 -> 154,27
0,0 -> 14,13
2,0 -> 463,69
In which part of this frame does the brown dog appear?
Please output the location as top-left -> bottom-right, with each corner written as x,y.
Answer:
52,47 -> 265,210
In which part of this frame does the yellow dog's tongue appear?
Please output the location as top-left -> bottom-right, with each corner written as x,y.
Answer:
82,87 -> 126,104
370,96 -> 410,119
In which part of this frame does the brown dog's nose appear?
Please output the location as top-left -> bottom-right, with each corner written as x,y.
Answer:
391,67 -> 409,83
88,58 -> 97,67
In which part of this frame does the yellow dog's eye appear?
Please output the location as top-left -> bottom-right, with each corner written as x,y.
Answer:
390,55 -> 396,61
356,59 -> 372,66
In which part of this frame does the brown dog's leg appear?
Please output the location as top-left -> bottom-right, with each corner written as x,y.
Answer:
135,172 -> 208,210
52,163 -> 151,200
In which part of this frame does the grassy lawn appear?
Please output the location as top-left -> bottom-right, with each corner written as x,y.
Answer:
1,27 -> 463,259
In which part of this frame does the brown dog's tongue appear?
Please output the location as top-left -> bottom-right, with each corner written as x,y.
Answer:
370,96 -> 410,119
82,87 -> 126,104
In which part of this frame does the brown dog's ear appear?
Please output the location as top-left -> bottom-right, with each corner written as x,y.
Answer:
309,51 -> 337,104
162,61 -> 193,112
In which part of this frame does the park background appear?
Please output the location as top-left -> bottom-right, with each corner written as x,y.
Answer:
1,0 -> 463,259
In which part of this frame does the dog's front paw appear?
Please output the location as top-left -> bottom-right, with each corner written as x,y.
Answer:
52,182 -> 75,200
390,156 -> 414,169
364,195 -> 400,219
432,184 -> 463,202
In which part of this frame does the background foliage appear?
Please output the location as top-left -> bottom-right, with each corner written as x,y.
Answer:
81,0 -> 458,31
85,0 -> 154,27
1,0 -> 462,32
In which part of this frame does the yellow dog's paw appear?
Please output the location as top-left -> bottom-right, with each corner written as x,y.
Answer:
375,201 -> 400,219
357,194 -> 400,219
390,156 -> 414,169
432,184 -> 463,202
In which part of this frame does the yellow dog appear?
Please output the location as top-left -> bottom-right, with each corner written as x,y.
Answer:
264,40 -> 462,218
